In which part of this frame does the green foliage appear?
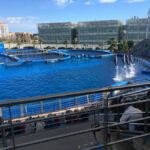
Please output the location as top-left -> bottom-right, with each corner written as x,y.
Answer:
17,41 -> 22,48
44,46 -> 51,49
73,38 -> 78,49
23,46 -> 34,49
108,38 -> 118,50
83,43 -> 88,50
127,40 -> 134,50
67,47 -> 73,49
87,48 -> 93,50
58,47 -> 66,49
51,47 -> 56,49
99,42 -> 105,49
11,47 -> 18,49
73,38 -> 78,44
56,40 -> 59,44
96,47 -> 100,50
117,40 -> 133,53
63,40 -> 69,48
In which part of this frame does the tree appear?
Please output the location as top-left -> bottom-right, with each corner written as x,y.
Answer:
99,42 -> 105,50
32,39 -> 36,48
127,40 -> 134,51
17,41 -> 22,49
39,38 -> 44,49
56,40 -> 59,49
73,38 -> 78,49
8,41 -> 11,50
63,40 -> 69,49
108,38 -> 118,51
118,39 -> 129,53
83,43 -> 88,50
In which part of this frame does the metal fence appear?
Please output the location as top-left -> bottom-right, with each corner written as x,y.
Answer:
0,82 -> 150,150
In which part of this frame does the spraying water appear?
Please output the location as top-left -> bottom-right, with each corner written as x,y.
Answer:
123,54 -> 130,78
113,54 -> 136,82
113,55 -> 123,81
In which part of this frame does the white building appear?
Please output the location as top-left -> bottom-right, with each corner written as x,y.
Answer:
0,22 -> 9,38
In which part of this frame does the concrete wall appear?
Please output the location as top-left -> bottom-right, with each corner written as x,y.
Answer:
4,43 -> 109,50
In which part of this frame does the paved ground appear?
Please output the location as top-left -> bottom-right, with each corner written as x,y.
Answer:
7,122 -> 97,150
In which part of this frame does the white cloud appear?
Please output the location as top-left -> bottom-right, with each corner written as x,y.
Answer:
55,0 -> 73,5
99,0 -> 117,3
6,16 -> 38,24
127,0 -> 145,2
0,16 -> 38,33
84,1 -> 92,5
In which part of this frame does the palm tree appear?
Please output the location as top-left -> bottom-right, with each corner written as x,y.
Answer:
32,39 -> 36,49
56,40 -> 59,49
108,38 -> 118,51
63,40 -> 69,49
99,42 -> 105,50
39,38 -> 44,49
17,41 -> 22,49
73,38 -> 78,49
83,43 -> 88,50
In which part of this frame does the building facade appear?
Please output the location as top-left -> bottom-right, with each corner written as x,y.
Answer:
38,21 -> 122,45
127,17 -> 150,43
77,20 -> 122,44
38,22 -> 77,44
38,17 -> 150,45
0,22 -> 9,38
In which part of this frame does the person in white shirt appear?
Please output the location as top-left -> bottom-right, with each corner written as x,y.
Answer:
120,105 -> 143,131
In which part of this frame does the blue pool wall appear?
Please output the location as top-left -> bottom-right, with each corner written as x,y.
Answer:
0,49 -> 113,68
0,43 -> 5,52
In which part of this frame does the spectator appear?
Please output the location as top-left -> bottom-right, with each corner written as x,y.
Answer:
120,105 -> 143,131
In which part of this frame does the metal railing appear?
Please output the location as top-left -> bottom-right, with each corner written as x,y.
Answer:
0,82 -> 150,150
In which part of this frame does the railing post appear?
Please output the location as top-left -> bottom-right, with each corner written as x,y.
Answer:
74,97 -> 77,107
87,95 -> 91,104
40,101 -> 44,113
144,101 -> 149,144
59,98 -> 62,110
8,106 -> 16,150
20,104 -> 24,117
103,92 -> 109,150
0,111 -> 7,148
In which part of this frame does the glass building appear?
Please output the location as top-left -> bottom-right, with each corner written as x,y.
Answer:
77,20 -> 122,44
127,17 -> 150,43
38,20 -> 122,45
38,22 -> 77,44
38,17 -> 150,45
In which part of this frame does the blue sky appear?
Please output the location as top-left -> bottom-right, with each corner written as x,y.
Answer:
0,0 -> 149,33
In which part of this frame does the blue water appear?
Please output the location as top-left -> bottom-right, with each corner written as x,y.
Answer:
0,56 -> 116,101
0,50 -> 148,119
0,55 -> 13,63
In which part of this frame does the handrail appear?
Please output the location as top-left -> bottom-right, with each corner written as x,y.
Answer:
2,116 -> 150,150
1,98 -> 150,129
109,87 -> 150,100
85,132 -> 150,150
0,82 -> 150,107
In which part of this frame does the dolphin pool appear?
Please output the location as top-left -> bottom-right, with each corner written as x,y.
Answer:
0,50 -> 147,119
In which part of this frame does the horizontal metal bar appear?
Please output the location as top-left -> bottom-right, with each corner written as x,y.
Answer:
2,116 -> 150,150
85,132 -> 150,150
108,98 -> 150,109
109,87 -> 150,100
1,98 -> 150,129
0,82 -> 150,107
